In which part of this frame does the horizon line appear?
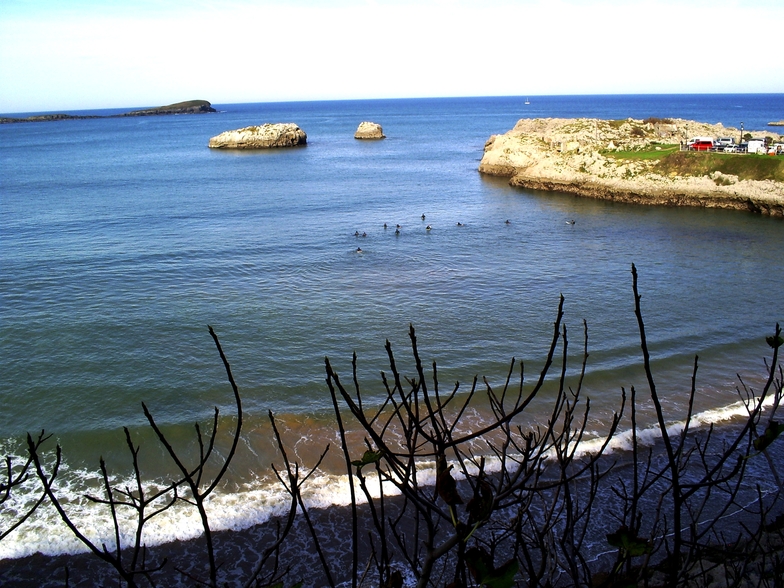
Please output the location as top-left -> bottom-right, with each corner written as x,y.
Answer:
3,91 -> 784,119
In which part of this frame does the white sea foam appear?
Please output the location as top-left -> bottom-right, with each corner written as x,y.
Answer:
1,388 -> 778,561
576,390 -> 778,457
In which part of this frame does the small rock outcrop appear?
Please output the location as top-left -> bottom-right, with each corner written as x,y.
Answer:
354,121 -> 385,140
208,123 -> 307,149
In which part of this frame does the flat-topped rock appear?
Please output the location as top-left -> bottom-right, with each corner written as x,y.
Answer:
354,121 -> 385,139
208,123 -> 307,149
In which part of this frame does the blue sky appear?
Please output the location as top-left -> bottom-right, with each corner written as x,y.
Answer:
1,0 -> 782,113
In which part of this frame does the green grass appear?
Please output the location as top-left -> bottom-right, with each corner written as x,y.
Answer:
657,151 -> 784,182
607,148 -> 784,181
605,144 -> 680,160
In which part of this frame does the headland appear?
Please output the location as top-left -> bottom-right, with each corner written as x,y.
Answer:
0,100 -> 217,124
479,118 -> 784,217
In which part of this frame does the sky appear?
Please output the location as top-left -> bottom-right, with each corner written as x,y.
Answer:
1,0 -> 783,114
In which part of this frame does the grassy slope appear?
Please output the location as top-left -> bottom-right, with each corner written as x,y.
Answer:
607,146 -> 784,182
660,152 -> 784,182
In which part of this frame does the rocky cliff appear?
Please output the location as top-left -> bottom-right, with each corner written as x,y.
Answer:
479,118 -> 784,217
208,123 -> 307,149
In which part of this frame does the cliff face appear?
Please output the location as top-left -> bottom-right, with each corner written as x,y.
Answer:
479,118 -> 784,217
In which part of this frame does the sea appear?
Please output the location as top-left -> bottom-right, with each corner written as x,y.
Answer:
1,94 -> 783,567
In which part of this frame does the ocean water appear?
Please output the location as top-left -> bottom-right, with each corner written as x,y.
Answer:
1,94 -> 783,561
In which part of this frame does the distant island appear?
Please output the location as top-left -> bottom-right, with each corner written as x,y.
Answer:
0,100 -> 217,124
480,117 -> 784,217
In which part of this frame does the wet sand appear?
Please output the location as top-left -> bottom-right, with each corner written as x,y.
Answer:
3,411 -> 783,587
0,498 -> 406,588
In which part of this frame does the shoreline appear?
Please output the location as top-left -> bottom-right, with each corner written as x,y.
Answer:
479,117 -> 784,217
2,500 -> 402,588
3,402 -> 782,587
505,174 -> 784,216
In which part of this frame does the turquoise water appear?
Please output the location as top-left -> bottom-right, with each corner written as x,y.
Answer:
1,94 -> 783,558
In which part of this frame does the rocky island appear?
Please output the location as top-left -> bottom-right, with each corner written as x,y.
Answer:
208,123 -> 307,149
117,100 -> 217,117
0,100 -> 216,124
480,118 -> 784,217
354,121 -> 385,139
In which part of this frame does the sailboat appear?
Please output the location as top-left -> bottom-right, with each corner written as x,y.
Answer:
525,97 -> 530,105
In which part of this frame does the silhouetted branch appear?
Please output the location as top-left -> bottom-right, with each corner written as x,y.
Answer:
0,430 -> 50,542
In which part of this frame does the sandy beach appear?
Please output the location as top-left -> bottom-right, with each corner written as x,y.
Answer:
3,412 -> 783,587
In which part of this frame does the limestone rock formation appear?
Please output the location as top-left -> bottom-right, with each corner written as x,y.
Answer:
479,117 -> 784,217
208,123 -> 307,149
354,121 -> 385,140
